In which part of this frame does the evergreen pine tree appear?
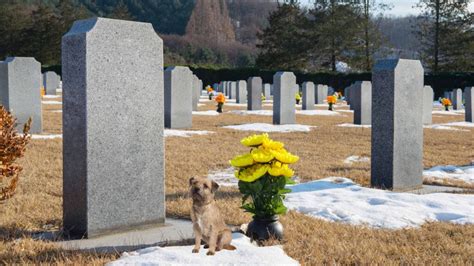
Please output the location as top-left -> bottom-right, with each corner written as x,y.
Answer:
256,1 -> 311,70
416,0 -> 474,72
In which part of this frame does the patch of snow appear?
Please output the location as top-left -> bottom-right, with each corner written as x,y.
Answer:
223,123 -> 314,133
297,110 -> 342,116
208,167 -> 238,187
42,95 -> 60,99
193,111 -> 219,116
423,124 -> 465,131
31,134 -> 63,140
285,177 -> 474,229
198,103 -> 206,107
432,111 -> 461,116
42,101 -> 62,105
337,123 -> 371,128
440,121 -> 474,128
48,110 -> 62,113
336,110 -> 353,113
344,156 -> 370,165
225,103 -> 248,107
56,89 -> 62,93
108,233 -> 298,266
164,129 -> 214,138
423,165 -> 474,184
229,110 -> 273,116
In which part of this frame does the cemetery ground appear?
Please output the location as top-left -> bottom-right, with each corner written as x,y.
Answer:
1,97 -> 473,265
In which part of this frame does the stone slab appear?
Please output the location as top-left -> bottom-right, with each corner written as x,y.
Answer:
0,57 -> 42,133
315,84 -> 328,104
452,88 -> 462,110
36,218 -> 194,253
43,71 -> 60,95
273,72 -> 296,125
236,80 -> 247,104
423,86 -> 433,124
62,17 -> 165,238
466,87 -> 473,122
263,83 -> 271,99
371,59 -> 424,191
302,81 -> 315,110
247,77 -> 262,110
164,66 -> 193,129
353,81 -> 372,125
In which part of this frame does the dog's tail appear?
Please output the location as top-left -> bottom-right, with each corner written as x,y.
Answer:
223,244 -> 237,251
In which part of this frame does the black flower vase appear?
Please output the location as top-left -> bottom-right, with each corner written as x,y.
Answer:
445,105 -> 449,111
209,95 -> 212,100
216,103 -> 223,113
328,103 -> 334,111
246,215 -> 283,243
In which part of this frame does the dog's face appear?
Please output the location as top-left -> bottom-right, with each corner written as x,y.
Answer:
189,176 -> 219,204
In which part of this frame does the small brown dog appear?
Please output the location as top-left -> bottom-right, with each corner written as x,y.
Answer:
189,176 -> 236,255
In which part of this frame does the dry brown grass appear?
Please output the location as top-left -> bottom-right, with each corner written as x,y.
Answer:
0,99 -> 473,264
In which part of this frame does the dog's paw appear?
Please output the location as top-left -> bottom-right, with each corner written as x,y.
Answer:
192,248 -> 199,253
206,251 -> 215,256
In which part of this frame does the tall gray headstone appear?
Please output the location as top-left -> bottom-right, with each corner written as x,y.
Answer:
302,81 -> 315,110
315,84 -> 328,104
229,81 -> 236,100
466,87 -> 473,122
164,66 -> 193,129
213,83 -> 219,93
352,81 -> 372,125
62,18 -> 165,238
422,86 -> 434,125
247,77 -> 262,110
263,83 -> 271,99
192,75 -> 200,111
43,71 -> 61,95
371,59 -> 424,191
444,91 -> 450,100
452,88 -> 462,110
0,57 -> 42,133
273,72 -> 296,125
236,80 -> 247,104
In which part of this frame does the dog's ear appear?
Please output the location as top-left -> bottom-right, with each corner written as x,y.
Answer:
211,181 -> 219,193
189,177 -> 195,186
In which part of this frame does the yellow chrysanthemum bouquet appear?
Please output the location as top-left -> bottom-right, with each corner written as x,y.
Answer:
230,133 -> 298,219
327,95 -> 337,111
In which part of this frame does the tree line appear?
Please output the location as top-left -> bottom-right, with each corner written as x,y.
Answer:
256,0 -> 473,73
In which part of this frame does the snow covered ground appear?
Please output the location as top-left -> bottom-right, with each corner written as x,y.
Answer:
223,123 -> 314,133
229,110 -> 273,116
423,124 -> 467,131
30,134 -> 63,140
343,156 -> 370,165
48,110 -> 62,113
208,167 -> 238,187
423,165 -> 474,184
193,110 -> 220,116
164,130 -> 214,138
42,100 -> 62,105
337,123 -> 371,128
297,110 -> 342,116
42,95 -> 61,99
109,233 -> 299,266
432,111 -> 463,116
285,177 -> 474,229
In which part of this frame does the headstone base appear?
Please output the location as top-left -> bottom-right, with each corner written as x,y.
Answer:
35,218 -> 194,253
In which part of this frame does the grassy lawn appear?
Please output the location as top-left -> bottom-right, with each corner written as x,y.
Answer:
1,97 -> 473,264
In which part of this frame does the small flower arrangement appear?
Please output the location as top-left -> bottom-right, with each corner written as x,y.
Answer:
261,93 -> 266,102
295,92 -> 301,105
337,92 -> 342,99
441,98 -> 451,111
230,133 -> 298,241
215,93 -> 226,113
207,86 -> 214,100
40,87 -> 45,97
327,95 -> 337,111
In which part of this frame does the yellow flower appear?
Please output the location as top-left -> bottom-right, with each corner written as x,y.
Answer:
241,133 -> 269,147
251,147 -> 274,163
271,149 -> 299,164
262,139 -> 284,150
230,153 -> 254,167
295,93 -> 301,100
235,164 -> 270,182
268,162 -> 294,178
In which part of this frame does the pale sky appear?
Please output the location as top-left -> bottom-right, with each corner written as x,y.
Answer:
300,0 -> 474,16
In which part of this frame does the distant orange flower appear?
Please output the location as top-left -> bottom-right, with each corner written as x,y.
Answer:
207,87 -> 214,93
327,95 -> 337,104
40,87 -> 45,97
441,98 -> 451,107
215,93 -> 226,104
